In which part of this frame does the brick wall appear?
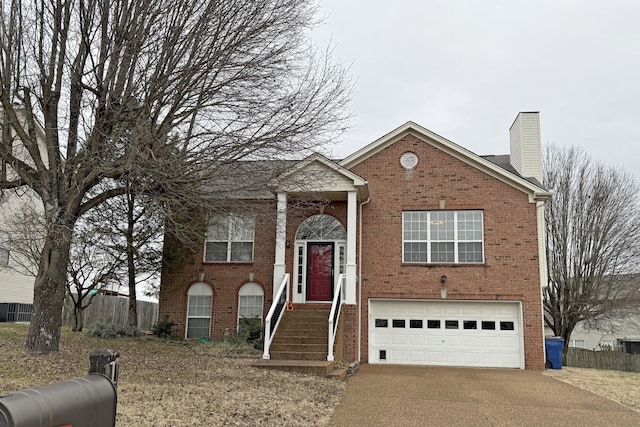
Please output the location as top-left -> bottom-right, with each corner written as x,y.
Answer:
349,134 -> 545,369
159,208 -> 277,339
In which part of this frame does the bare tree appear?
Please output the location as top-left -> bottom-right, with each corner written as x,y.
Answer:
0,0 -> 351,354
543,145 -> 640,357
86,179 -> 163,327
65,230 -> 123,332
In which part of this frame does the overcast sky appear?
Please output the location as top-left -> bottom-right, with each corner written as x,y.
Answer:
312,1 -> 640,181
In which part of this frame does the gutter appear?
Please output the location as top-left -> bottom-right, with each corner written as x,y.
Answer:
358,196 -> 371,362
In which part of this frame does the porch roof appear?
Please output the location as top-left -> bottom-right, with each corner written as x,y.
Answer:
274,153 -> 369,201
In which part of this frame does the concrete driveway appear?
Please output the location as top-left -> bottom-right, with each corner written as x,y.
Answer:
330,364 -> 640,427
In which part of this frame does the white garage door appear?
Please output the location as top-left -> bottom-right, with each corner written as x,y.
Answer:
369,300 -> 523,368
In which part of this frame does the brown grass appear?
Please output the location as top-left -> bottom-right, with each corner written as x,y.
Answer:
0,323 -> 346,426
544,366 -> 640,413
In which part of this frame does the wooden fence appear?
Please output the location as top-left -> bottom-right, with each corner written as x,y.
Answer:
567,348 -> 640,372
62,295 -> 158,332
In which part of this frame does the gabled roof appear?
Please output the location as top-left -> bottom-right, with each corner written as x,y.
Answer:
275,152 -> 369,200
278,153 -> 367,186
339,121 -> 551,202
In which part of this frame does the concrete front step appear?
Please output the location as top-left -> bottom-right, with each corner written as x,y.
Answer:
269,350 -> 327,361
269,305 -> 333,362
270,343 -> 328,353
270,336 -> 327,345
278,323 -> 329,336
278,317 -> 330,325
252,359 -> 346,379
327,367 -> 348,380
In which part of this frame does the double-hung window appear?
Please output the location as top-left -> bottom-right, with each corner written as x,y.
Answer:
204,214 -> 255,262
403,210 -> 484,263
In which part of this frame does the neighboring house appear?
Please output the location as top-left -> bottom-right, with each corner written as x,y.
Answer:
0,191 -> 36,322
0,109 -> 47,322
544,323 -> 620,351
159,112 -> 551,369
545,323 -> 640,354
0,193 -> 33,322
544,274 -> 640,353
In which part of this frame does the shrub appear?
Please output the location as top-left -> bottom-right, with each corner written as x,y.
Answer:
152,315 -> 176,338
88,321 -> 141,339
236,316 -> 264,350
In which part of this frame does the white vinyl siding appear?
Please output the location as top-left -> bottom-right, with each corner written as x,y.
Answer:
403,211 -> 484,264
569,339 -> 586,349
0,231 -> 9,266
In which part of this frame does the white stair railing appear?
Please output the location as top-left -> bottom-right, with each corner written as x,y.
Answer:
262,274 -> 290,360
327,274 -> 346,362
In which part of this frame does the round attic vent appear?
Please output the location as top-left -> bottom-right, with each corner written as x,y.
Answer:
400,152 -> 418,170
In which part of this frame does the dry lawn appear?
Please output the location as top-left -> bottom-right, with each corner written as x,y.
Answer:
0,323 -> 345,426
544,366 -> 640,413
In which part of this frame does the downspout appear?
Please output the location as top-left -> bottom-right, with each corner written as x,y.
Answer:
537,199 -> 549,368
358,197 -> 371,362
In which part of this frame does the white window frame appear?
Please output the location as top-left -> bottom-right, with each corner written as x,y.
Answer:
204,213 -> 255,262
402,210 -> 484,264
186,282 -> 213,339
237,282 -> 264,331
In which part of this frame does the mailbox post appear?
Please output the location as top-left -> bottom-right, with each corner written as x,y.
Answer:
90,349 -> 120,388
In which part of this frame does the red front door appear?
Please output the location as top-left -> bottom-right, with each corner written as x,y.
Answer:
307,243 -> 334,301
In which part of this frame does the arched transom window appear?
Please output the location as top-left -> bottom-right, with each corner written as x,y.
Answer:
296,214 -> 346,240
186,282 -> 212,339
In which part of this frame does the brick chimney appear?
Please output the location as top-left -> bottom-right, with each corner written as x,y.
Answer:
509,112 -> 542,183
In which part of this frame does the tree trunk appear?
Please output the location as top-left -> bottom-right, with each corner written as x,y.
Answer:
72,305 -> 84,332
126,190 -> 137,327
25,223 -> 73,354
560,324 -> 575,366
127,269 -> 137,327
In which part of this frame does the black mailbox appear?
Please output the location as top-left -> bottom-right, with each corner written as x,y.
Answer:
0,373 -> 116,427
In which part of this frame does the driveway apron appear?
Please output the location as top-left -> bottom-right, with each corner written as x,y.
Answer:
330,364 -> 640,427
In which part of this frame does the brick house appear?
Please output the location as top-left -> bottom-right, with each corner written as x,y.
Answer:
159,112 -> 551,370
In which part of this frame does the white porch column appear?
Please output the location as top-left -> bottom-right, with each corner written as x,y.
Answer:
273,192 -> 287,300
346,191 -> 357,304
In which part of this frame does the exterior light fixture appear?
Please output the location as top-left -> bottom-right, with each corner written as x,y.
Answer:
440,275 -> 447,299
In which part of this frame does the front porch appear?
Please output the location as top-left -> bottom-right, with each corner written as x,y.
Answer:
258,154 -> 369,377
253,303 -> 348,379
271,153 -> 370,308
257,272 -> 350,378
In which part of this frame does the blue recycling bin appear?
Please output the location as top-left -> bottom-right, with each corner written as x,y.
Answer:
545,337 -> 564,370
